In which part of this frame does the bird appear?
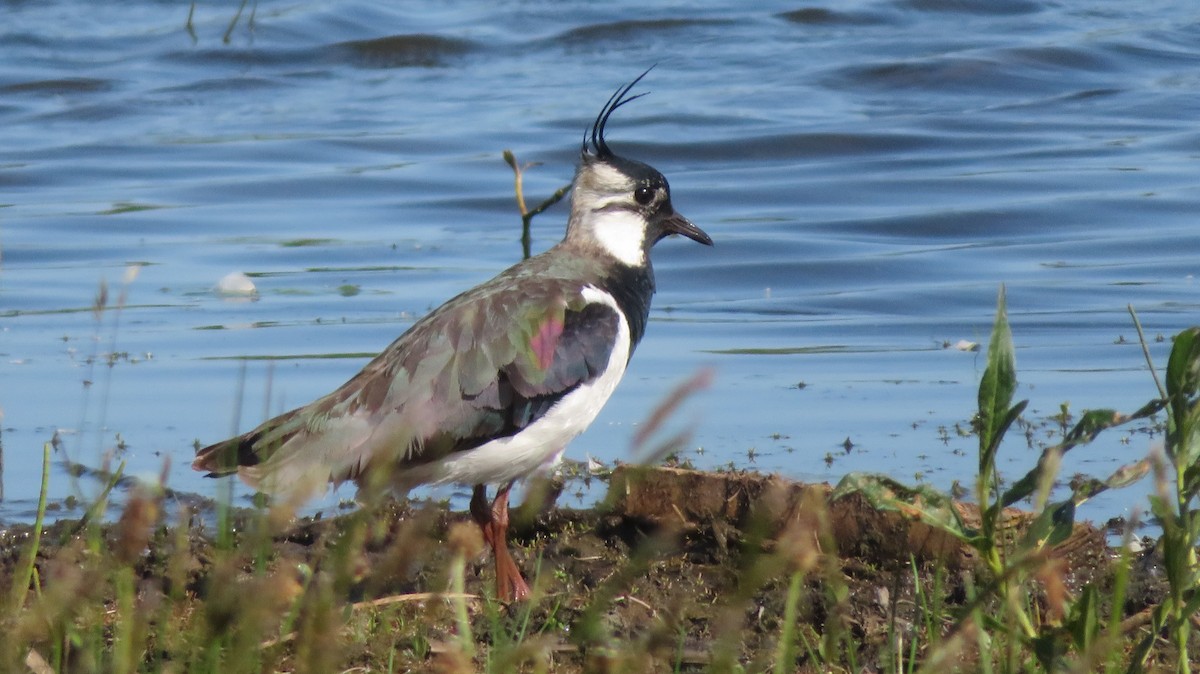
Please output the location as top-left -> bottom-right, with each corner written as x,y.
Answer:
192,69 -> 712,601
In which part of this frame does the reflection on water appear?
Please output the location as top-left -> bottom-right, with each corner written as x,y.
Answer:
2,0 -> 1198,524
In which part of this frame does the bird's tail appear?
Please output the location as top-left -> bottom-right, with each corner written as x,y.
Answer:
192,407 -> 302,477
192,434 -> 259,477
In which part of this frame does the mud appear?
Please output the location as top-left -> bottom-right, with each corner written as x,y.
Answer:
0,466 -> 1180,672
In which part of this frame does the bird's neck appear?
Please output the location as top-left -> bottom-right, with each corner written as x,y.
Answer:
554,229 -> 656,352
596,259 -> 655,351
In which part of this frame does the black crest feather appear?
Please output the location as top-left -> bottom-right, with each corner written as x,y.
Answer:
583,66 -> 655,159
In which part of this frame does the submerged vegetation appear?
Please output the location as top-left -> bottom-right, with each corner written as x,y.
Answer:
2,289 -> 1200,672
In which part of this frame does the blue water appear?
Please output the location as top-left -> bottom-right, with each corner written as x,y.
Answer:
3,0 -> 1199,527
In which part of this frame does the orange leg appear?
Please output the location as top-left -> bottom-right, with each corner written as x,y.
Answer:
470,483 -> 531,601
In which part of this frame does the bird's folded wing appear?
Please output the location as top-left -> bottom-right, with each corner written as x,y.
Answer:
194,278 -> 619,498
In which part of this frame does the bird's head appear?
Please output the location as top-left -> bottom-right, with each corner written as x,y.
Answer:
566,69 -> 712,267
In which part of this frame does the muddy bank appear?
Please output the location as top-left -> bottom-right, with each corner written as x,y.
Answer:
0,466 -> 1179,672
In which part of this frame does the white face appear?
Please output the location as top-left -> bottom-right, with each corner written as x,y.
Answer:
590,208 -> 647,266
569,157 -> 664,267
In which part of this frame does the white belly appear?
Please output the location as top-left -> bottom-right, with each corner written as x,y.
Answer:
404,285 -> 631,487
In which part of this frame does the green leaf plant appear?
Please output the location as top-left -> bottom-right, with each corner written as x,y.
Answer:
834,287 -> 1182,672
1129,326 -> 1200,674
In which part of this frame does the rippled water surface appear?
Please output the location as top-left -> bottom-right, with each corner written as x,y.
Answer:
3,0 -> 1199,525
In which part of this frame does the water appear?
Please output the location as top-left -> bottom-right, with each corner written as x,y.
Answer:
3,0 -> 1199,527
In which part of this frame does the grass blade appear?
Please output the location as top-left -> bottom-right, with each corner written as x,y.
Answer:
9,443 -> 50,613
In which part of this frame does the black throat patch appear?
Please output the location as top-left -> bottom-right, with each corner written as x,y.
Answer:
598,261 -> 655,351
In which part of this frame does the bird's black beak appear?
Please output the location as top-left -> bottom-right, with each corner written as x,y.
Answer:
661,210 -> 713,246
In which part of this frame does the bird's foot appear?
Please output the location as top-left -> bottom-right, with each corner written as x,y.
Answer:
470,482 -> 531,602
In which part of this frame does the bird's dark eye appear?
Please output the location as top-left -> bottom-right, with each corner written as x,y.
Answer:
634,186 -> 655,206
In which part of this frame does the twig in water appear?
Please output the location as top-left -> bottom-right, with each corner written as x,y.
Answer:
185,3 -> 197,43
1128,304 -> 1166,399
503,150 -> 572,260
223,0 -> 250,44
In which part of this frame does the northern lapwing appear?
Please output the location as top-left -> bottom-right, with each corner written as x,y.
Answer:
193,70 -> 712,601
